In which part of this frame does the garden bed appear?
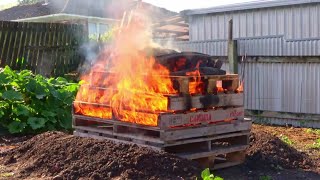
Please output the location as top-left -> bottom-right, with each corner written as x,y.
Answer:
0,124 -> 319,179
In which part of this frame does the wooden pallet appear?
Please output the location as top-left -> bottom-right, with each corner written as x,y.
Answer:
74,121 -> 250,169
75,86 -> 243,112
73,110 -> 251,143
88,71 -> 240,95
73,106 -> 246,133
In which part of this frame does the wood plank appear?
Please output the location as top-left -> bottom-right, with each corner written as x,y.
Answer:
27,23 -> 37,71
15,22 -> 27,70
212,161 -> 243,170
73,114 -> 161,131
3,22 -> 15,67
10,22 -> 22,69
161,120 -> 252,141
168,93 -> 243,111
74,125 -> 164,144
0,21 -> 5,66
163,131 -> 249,147
178,145 -> 248,159
74,130 -> 162,151
53,23 -> 62,75
57,24 -> 67,75
159,107 -> 244,130
35,23 -> 46,74
21,22 -> 32,69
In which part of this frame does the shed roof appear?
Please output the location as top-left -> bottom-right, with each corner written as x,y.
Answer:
182,0 -> 320,15
0,0 -> 176,22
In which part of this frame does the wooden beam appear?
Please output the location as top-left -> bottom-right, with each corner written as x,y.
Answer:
228,19 -> 238,74
152,16 -> 185,27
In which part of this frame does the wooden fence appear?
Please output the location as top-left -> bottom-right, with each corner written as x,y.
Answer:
0,21 -> 87,76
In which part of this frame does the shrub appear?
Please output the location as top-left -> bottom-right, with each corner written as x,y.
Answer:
0,66 -> 79,134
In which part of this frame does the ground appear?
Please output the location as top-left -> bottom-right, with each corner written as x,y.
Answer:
0,124 -> 319,180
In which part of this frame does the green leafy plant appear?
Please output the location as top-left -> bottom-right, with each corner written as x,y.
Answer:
306,128 -> 320,135
279,134 -> 294,146
0,66 -> 79,134
259,175 -> 272,180
307,139 -> 320,149
199,168 -> 223,180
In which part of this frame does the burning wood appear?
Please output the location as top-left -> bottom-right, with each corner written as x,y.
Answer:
74,8 -> 242,127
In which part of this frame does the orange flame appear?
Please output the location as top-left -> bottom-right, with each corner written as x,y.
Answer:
186,60 -> 204,94
74,11 -> 177,126
237,81 -> 244,92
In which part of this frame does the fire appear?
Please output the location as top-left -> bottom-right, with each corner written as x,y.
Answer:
237,81 -> 244,92
186,60 -> 204,94
74,10 -> 177,126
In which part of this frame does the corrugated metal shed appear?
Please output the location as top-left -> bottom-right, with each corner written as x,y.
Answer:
221,61 -> 320,115
179,0 -> 320,56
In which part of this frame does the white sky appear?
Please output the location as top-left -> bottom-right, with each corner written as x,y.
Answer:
143,0 -> 256,12
1,0 -> 255,12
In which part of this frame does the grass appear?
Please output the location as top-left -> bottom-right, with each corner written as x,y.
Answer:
306,128 -> 320,135
279,134 -> 294,146
307,139 -> 320,149
0,172 -> 14,177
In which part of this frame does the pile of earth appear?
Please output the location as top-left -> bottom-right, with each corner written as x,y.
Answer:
1,132 -> 201,180
1,129 -> 317,179
245,131 -> 314,170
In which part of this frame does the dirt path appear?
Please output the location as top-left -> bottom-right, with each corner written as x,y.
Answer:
0,124 -> 319,180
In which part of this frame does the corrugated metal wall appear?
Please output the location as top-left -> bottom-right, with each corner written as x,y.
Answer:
221,62 -> 320,114
187,3 -> 320,56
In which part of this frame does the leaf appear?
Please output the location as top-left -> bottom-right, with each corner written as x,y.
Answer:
18,70 -> 33,79
64,84 -> 79,93
2,90 -> 23,101
0,73 -> 11,85
27,117 -> 46,130
13,104 -> 30,116
7,121 -> 26,134
201,168 -> 211,179
10,81 -> 20,88
0,110 -> 4,118
25,79 -> 48,99
2,66 -> 15,77
56,77 -> 68,83
41,110 -> 56,117
57,110 -> 72,129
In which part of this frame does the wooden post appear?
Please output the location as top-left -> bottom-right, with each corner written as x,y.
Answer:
228,19 -> 238,74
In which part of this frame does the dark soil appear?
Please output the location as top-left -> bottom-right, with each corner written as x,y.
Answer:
1,124 -> 319,180
246,131 -> 313,170
1,132 -> 201,180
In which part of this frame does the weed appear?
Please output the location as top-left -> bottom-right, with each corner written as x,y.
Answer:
307,139 -> 320,149
0,172 -> 14,177
279,134 -> 294,146
259,175 -> 272,180
199,168 -> 223,180
305,129 -> 320,135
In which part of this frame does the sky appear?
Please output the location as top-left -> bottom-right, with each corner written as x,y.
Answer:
0,0 -> 16,6
143,0 -> 255,12
0,0 -> 255,12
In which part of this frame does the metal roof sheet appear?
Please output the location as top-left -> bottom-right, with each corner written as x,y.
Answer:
182,0 -> 320,15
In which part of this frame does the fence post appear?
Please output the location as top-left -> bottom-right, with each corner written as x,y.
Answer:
228,19 -> 238,74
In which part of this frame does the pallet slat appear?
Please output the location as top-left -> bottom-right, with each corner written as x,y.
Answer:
168,93 -> 243,111
159,107 -> 244,130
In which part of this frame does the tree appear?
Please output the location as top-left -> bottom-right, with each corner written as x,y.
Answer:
18,0 -> 42,5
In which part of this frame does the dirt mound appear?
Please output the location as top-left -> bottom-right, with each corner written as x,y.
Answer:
246,131 -> 313,170
1,132 -> 201,180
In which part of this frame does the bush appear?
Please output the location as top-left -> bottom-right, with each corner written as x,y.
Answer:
0,66 -> 79,134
